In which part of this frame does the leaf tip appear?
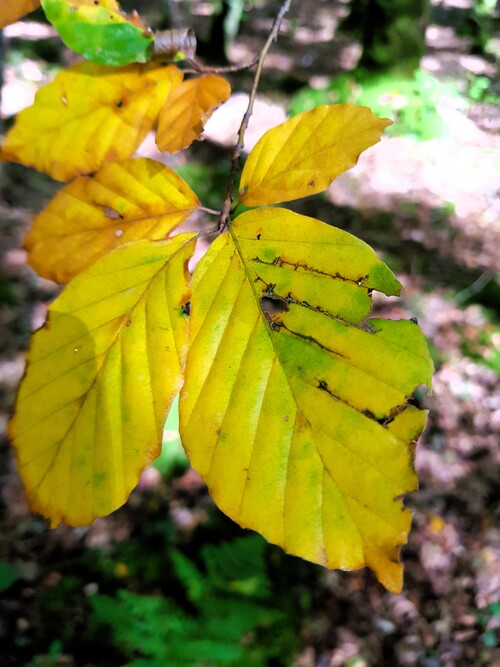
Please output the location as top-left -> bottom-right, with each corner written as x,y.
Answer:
366,545 -> 405,593
380,116 -> 393,130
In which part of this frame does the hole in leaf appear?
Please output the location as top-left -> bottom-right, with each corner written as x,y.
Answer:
407,384 -> 431,410
180,301 -> 191,317
260,296 -> 288,317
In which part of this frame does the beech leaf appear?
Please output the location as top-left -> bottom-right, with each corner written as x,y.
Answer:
156,75 -> 231,154
40,0 -> 153,66
180,208 -> 433,593
0,61 -> 183,181
9,234 -> 196,527
25,158 -> 200,283
239,105 -> 392,207
0,0 -> 40,27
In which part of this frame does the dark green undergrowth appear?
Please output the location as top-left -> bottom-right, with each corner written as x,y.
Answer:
89,536 -> 295,667
16,483 -> 314,667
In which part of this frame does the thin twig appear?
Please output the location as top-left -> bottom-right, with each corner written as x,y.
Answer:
218,0 -> 292,232
454,271 -> 494,305
186,55 -> 259,74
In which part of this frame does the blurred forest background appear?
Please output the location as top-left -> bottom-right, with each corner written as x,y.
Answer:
0,1 -> 499,665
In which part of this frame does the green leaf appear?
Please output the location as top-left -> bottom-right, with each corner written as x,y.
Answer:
41,0 -> 154,66
180,207 -> 433,593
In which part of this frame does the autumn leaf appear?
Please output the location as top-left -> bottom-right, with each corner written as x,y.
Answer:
41,0 -> 153,66
239,105 -> 391,206
0,61 -> 183,182
0,0 -> 40,28
156,75 -> 231,154
180,208 -> 433,593
25,158 -> 200,283
9,234 -> 196,526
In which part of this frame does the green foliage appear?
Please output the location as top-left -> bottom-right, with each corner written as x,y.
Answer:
89,536 -> 297,667
27,640 -> 64,667
477,601 -> 500,648
467,75 -> 500,105
175,161 -> 229,213
458,305 -> 500,375
289,69 -> 463,140
0,561 -> 19,592
20,498 -> 306,665
460,0 -> 499,54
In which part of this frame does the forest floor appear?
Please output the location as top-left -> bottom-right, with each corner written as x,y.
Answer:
0,1 -> 499,666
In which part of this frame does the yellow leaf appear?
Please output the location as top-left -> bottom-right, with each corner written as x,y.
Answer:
156,75 -> 231,154
25,158 -> 200,283
239,105 -> 392,207
9,234 -> 196,526
0,0 -> 40,28
180,208 -> 433,593
0,61 -> 183,181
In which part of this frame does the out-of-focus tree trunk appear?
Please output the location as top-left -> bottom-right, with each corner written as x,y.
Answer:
339,0 -> 430,72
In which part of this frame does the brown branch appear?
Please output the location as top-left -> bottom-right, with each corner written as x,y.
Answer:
218,0 -> 293,232
186,55 -> 259,75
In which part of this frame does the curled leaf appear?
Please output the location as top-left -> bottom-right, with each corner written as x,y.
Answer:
156,75 -> 231,154
153,28 -> 197,61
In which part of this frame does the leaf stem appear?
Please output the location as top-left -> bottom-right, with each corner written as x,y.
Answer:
218,0 -> 293,232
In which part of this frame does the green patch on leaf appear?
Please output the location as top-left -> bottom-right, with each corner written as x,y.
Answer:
41,0 -> 153,66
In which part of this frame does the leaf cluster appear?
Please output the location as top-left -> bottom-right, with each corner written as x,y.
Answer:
2,0 -> 433,593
